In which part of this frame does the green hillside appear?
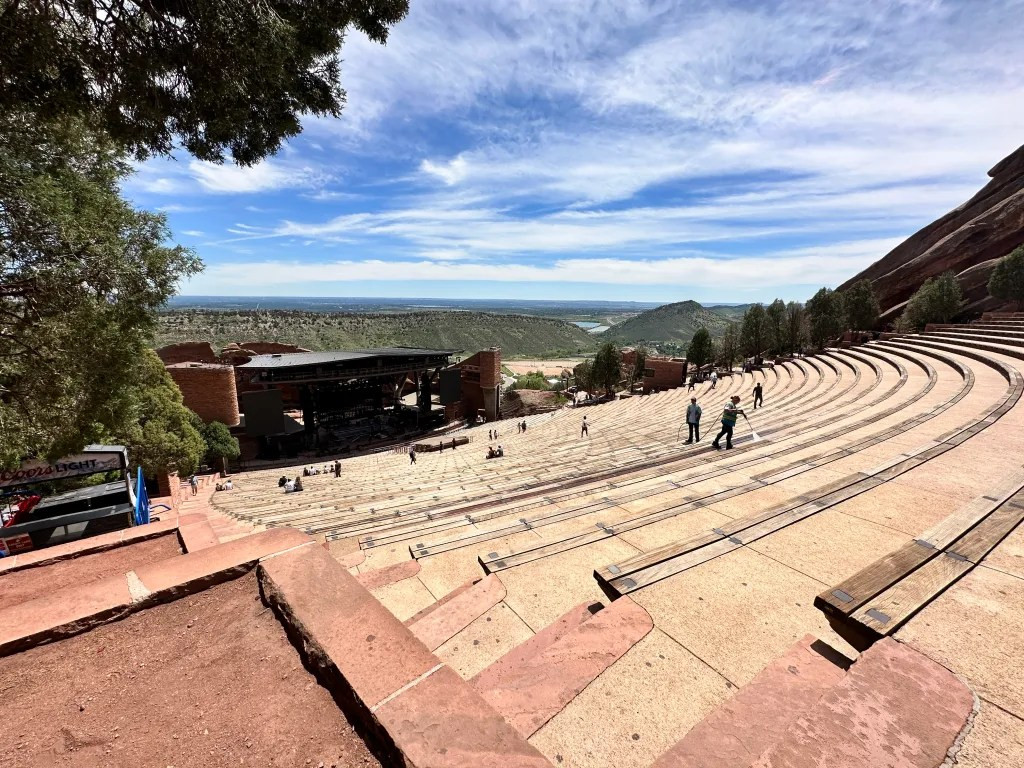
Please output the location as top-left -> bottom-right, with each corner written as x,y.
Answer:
603,300 -> 734,346
156,310 -> 598,358
703,304 -> 752,322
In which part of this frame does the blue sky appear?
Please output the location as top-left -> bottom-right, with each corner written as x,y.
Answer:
124,0 -> 1024,303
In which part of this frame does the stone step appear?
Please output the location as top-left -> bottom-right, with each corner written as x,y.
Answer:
750,638 -> 974,768
405,574 -> 507,651
650,635 -> 850,768
472,596 -> 653,738
354,560 -> 421,591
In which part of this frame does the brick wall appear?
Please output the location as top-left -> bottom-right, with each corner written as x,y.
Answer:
642,358 -> 686,392
166,363 -> 241,426
478,347 -> 501,389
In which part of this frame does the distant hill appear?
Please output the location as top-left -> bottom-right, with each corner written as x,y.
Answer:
602,301 -> 736,346
703,304 -> 752,322
156,310 -> 598,358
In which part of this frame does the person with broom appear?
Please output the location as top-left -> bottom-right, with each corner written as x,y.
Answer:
711,395 -> 745,450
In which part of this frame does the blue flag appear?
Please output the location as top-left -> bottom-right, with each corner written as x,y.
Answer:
134,466 -> 150,526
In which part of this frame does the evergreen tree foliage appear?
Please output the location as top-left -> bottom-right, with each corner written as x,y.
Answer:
200,420 -> 241,465
573,360 -> 595,394
686,327 -> 714,369
988,246 -> 1024,306
591,342 -> 622,396
0,0 -> 409,163
716,323 -> 740,370
0,114 -> 201,468
784,302 -> 808,355
765,299 -> 787,355
117,351 -> 206,477
904,272 -> 963,329
844,279 -> 881,330
806,288 -> 846,348
740,303 -> 768,357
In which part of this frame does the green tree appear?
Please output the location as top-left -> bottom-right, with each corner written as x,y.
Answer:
512,371 -> 550,391
988,246 -> 1024,307
686,327 -> 714,369
740,303 -> 768,357
117,351 -> 206,477
630,346 -> 650,386
765,299 -> 787,355
717,323 -> 740,370
806,288 -> 846,349
199,420 -> 241,473
592,342 -> 623,396
784,302 -> 808,355
573,360 -> 595,394
1,0 -> 409,164
844,279 -> 881,331
904,272 -> 963,329
0,115 -> 201,468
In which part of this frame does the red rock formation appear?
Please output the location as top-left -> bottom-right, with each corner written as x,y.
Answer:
238,341 -> 311,355
840,144 -> 1024,323
155,341 -> 219,365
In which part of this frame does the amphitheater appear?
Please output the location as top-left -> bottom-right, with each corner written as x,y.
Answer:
211,316 -> 1024,767
3,317 -> 1024,767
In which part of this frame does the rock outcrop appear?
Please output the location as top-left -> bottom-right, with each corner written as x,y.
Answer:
840,144 -> 1024,323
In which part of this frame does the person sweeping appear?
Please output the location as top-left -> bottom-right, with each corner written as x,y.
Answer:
711,395 -> 745,450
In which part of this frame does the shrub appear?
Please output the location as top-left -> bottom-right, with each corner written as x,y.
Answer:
905,272 -> 963,329
988,246 -> 1024,306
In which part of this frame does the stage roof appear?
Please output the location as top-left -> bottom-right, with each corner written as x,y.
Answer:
239,348 -> 457,370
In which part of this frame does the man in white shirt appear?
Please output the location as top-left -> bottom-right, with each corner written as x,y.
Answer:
685,397 -> 702,443
284,478 -> 295,493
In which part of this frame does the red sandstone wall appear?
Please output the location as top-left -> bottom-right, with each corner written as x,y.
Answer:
156,342 -> 218,365
239,342 -> 311,355
166,364 -> 241,426
477,347 -> 501,389
642,358 -> 686,392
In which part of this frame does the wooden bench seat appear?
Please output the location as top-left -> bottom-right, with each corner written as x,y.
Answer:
814,472 -> 1024,650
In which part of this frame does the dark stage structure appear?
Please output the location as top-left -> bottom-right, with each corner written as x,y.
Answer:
236,348 -> 457,459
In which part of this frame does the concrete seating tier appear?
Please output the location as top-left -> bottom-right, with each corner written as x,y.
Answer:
207,321 -> 1024,767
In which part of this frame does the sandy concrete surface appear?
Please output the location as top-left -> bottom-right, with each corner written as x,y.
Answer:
0,534 -> 181,608
634,547 -> 857,687
506,359 -> 586,377
897,565 -> 1024,716
529,629 -> 732,768
436,602 -> 535,679
0,572 -> 380,768
953,701 -> 1024,768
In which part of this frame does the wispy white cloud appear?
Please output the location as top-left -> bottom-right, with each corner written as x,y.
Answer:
187,159 -> 330,194
130,0 -> 1024,299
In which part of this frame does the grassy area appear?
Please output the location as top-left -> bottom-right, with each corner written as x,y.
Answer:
156,310 -> 598,358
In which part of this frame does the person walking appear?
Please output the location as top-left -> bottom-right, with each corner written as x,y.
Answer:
189,474 -> 199,496
711,396 -> 744,450
409,447 -> 417,464
687,375 -> 696,392
581,415 -> 589,437
752,382 -> 763,409
710,370 -> 718,390
685,397 -> 702,444
334,460 -> 341,478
